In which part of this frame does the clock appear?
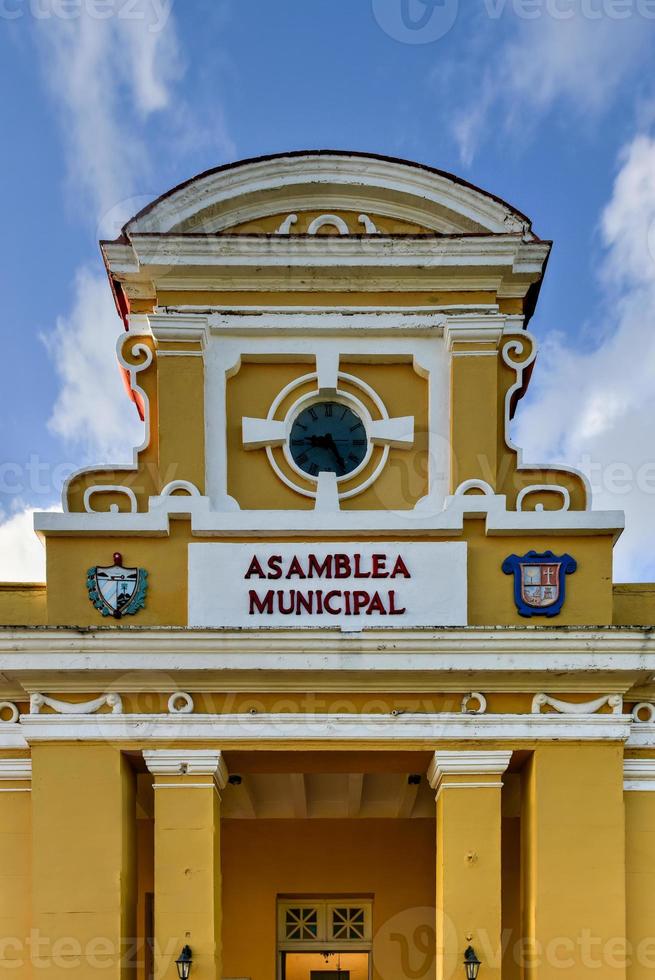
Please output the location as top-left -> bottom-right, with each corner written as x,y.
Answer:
289,401 -> 368,478
241,368 -> 415,502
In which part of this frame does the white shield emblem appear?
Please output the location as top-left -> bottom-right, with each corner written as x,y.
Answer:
87,553 -> 148,619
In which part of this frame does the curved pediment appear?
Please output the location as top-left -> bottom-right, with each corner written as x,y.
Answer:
123,151 -> 537,238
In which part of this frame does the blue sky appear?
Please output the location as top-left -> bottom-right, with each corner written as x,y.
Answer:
2,0 -> 655,579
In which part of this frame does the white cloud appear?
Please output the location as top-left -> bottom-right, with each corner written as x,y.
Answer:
35,2 -> 186,467
34,0 -> 182,225
448,11 -> 649,165
0,507 -> 60,582
43,266 -> 143,461
514,132 -> 655,580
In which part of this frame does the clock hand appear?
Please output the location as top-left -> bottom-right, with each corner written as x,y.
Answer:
324,432 -> 345,469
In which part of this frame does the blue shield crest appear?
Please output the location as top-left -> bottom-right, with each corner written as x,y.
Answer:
502,550 -> 577,618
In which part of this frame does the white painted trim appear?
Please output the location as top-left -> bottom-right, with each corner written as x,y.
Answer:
60,330 -> 153,516
156,350 -> 204,357
461,692 -> 487,715
428,749 -> 512,790
0,702 -> 19,724
162,305 -> 497,315
30,692 -> 123,715
633,703 -> 655,723
160,481 -> 201,498
306,214 -> 349,235
124,154 -> 532,237
18,712 -> 631,745
0,759 -> 31,782
35,491 -> 624,539
517,485 -> 571,513
84,485 -> 138,514
0,722 -> 29,750
358,214 -> 378,234
624,759 -> 655,791
531,693 -> 622,716
275,214 -> 298,234
3,628 -> 655,681
501,331 -> 595,510
168,692 -> 194,715
143,749 -> 228,788
623,759 -> 655,793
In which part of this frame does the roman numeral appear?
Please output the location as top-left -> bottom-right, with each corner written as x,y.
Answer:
324,403 -> 333,417
350,422 -> 364,432
309,408 -> 318,421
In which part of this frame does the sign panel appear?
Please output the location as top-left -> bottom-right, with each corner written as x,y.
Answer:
188,542 -> 467,629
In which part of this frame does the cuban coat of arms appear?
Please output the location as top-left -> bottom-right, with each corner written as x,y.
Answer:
502,550 -> 577,618
87,553 -> 148,619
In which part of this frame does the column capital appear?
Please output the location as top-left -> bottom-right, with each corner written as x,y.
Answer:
143,749 -> 228,789
0,758 -> 32,783
428,749 -> 512,790
624,758 -> 655,791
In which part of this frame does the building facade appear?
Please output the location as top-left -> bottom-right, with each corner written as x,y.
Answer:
1,151 -> 655,980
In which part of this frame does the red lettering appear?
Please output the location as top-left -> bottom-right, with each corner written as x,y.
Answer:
267,555 -> 283,579
353,554 -> 371,578
372,554 -> 388,578
353,591 -> 371,615
308,554 -> 332,578
334,555 -> 351,578
286,556 -> 306,579
277,590 -> 296,614
245,556 -> 265,579
391,556 -> 411,579
324,591 -> 342,614
296,592 -> 314,615
249,590 -> 274,614
388,590 -> 406,615
366,591 -> 388,615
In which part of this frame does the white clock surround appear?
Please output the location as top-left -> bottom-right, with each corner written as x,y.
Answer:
242,368 -> 415,501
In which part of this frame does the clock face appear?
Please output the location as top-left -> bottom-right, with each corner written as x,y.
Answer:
289,401 -> 368,478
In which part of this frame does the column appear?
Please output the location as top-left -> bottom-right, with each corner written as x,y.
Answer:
445,325 -> 502,491
143,750 -> 227,980
428,749 -> 512,980
522,744 -> 626,980
623,758 -> 655,980
31,744 -> 136,977
0,758 -> 32,975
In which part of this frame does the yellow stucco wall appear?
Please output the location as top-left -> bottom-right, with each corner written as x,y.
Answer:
221,818 -> 435,980
625,789 -> 655,980
0,783 -> 31,975
31,745 -> 136,978
521,744 -> 626,980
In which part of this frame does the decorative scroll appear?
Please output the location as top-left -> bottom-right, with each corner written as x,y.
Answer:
632,703 -> 655,724
461,692 -> 487,715
531,693 -> 622,716
168,692 -> 195,715
30,693 -> 123,716
0,701 -> 19,724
